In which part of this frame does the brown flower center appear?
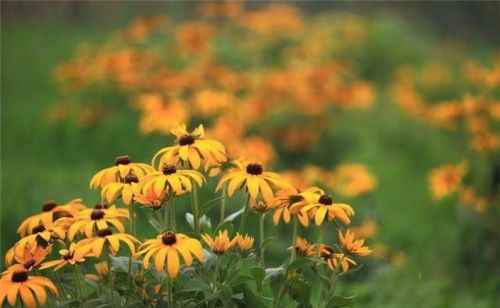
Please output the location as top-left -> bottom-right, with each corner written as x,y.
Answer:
318,195 -> 333,205
97,228 -> 113,237
162,164 -> 177,175
95,203 -> 109,209
246,163 -> 263,175
11,271 -> 28,283
42,201 -> 58,212
63,251 -> 74,260
23,259 -> 36,270
162,231 -> 177,246
320,245 -> 335,259
32,224 -> 46,234
91,209 -> 105,220
178,134 -> 195,146
115,155 -> 131,165
124,174 -> 139,184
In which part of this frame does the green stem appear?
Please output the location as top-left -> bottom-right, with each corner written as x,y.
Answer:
105,247 -> 117,308
73,266 -> 82,307
259,213 -> 265,267
238,195 -> 251,234
169,196 -> 176,231
128,203 -> 134,284
315,223 -> 326,260
163,199 -> 170,230
191,180 -> 200,234
290,216 -> 299,261
54,271 -> 67,301
166,276 -> 174,307
220,182 -> 228,223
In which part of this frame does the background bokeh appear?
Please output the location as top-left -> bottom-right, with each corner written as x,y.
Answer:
2,2 -> 499,307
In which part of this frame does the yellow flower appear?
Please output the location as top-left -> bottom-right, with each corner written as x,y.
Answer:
134,188 -> 166,210
338,229 -> 372,257
137,231 -> 203,278
272,187 -> 321,227
233,233 -> 254,252
298,194 -> 354,226
141,164 -> 205,197
101,173 -> 141,205
0,264 -> 58,308
319,245 -> 356,272
77,228 -> 138,257
13,224 -> 66,256
85,261 -> 109,282
250,199 -> 274,213
68,206 -> 129,240
216,161 -> 290,203
17,199 -> 85,237
201,230 -> 235,255
90,155 -> 154,189
429,162 -> 468,200
152,124 -> 226,170
206,157 -> 242,178
5,244 -> 49,269
292,236 -> 315,257
329,164 -> 376,197
39,242 -> 93,271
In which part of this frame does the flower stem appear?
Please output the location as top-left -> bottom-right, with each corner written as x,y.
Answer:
238,195 -> 251,234
73,266 -> 83,307
191,180 -> 200,234
259,213 -> 266,267
290,216 -> 299,261
166,276 -> 174,307
220,182 -> 228,223
54,271 -> 67,301
105,247 -> 117,308
315,223 -> 326,260
169,196 -> 176,231
163,200 -> 169,230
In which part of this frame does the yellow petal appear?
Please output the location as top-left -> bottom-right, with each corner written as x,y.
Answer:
167,248 -> 180,278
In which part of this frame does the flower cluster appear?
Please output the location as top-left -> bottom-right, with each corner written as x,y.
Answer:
3,123 -> 371,307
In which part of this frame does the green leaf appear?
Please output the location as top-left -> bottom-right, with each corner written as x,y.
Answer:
199,196 -> 223,217
249,266 -> 265,292
243,286 -> 266,307
325,295 -> 355,308
147,216 -> 163,233
224,207 -> 245,222
261,236 -> 277,249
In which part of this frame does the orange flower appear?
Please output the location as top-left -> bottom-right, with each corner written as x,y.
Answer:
429,162 -> 468,200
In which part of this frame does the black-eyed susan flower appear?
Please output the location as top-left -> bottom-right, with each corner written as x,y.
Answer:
5,244 -> 49,270
137,230 -> 203,278
291,236 -> 315,257
141,164 -> 205,196
77,228 -> 138,257
152,124 -> 226,170
201,230 -> 235,255
272,187 -> 321,227
101,173 -> 141,205
68,206 -> 128,240
134,188 -> 166,210
0,264 -> 58,308
216,161 -> 290,203
298,194 -> 354,226
39,242 -> 93,271
90,155 -> 154,189
206,157 -> 242,177
17,199 -> 85,237
338,229 -> 372,257
429,162 -> 468,200
13,224 -> 66,256
233,233 -> 254,252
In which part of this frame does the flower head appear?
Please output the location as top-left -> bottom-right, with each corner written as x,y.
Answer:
90,155 -> 154,189
68,206 -> 129,240
216,161 -> 290,203
152,124 -> 226,170
141,164 -> 205,197
429,162 -> 468,200
39,242 -> 93,271
338,229 -> 372,257
292,236 -> 315,257
137,230 -> 203,278
233,233 -> 254,252
101,173 -> 142,205
272,187 -> 321,227
297,192 -> 355,226
5,244 -> 49,270
201,230 -> 235,255
0,264 -> 58,308
77,228 -> 139,257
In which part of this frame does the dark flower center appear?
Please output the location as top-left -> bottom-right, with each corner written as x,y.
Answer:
124,174 -> 139,184
91,209 -> 105,220
23,259 -> 36,270
95,203 -> 109,209
246,163 -> 263,175
115,155 -> 131,165
32,224 -> 46,234
53,212 -> 71,221
162,231 -> 177,245
289,195 -> 304,205
63,252 -> 74,260
321,245 -> 335,258
178,134 -> 195,146
97,228 -> 113,237
42,201 -> 58,212
318,195 -> 333,205
11,271 -> 28,283
162,164 -> 177,175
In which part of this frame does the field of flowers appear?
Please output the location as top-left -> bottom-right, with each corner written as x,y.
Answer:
1,2 -> 499,307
